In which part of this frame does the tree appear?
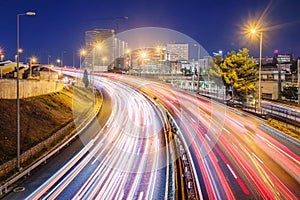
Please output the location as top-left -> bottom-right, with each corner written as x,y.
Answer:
234,48 -> 258,103
209,55 -> 225,97
82,69 -> 89,88
282,85 -> 298,101
210,54 -> 225,87
211,48 -> 258,103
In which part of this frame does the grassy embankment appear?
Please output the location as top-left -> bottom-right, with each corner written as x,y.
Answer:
0,86 -> 96,177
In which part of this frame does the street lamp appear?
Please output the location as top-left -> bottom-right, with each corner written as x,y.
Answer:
79,49 -> 86,70
194,44 -> 200,93
61,51 -> 66,67
29,56 -> 37,78
0,48 -> 4,62
250,28 -> 263,109
0,54 -> 4,78
16,11 -> 36,170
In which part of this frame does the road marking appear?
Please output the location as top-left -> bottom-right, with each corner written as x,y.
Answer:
205,134 -> 211,141
227,164 -> 237,179
252,152 -> 263,164
223,128 -> 231,135
138,191 -> 144,200
191,117 -> 196,123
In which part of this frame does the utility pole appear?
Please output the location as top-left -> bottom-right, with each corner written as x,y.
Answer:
298,59 -> 300,104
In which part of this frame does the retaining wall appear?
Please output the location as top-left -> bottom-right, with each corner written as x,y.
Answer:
0,79 -> 63,99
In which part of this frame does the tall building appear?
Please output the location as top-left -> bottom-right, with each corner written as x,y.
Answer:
167,43 -> 188,61
84,29 -> 115,70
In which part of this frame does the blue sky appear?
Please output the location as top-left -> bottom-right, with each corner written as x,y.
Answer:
1,0 -> 300,65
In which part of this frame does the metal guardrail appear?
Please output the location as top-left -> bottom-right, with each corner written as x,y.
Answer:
0,87 -> 103,196
261,102 -> 300,124
259,124 -> 300,148
166,111 -> 202,200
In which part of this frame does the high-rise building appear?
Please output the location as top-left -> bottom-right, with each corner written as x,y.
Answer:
84,29 -> 115,70
167,43 -> 188,61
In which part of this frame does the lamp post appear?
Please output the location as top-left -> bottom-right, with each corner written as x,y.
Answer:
250,29 -> 263,109
194,44 -> 200,93
79,49 -> 86,84
79,49 -> 86,70
0,51 -> 3,78
61,51 -> 66,68
16,11 -> 36,170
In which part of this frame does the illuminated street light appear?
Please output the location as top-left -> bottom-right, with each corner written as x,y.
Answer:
194,44 -> 200,93
79,48 -> 86,70
29,56 -> 37,78
56,59 -> 61,65
61,51 -> 67,67
16,11 -> 36,170
0,52 -> 4,78
140,51 -> 147,75
249,28 -> 263,109
30,56 -> 37,63
141,52 -> 147,58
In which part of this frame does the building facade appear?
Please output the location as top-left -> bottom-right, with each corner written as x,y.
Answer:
167,43 -> 188,62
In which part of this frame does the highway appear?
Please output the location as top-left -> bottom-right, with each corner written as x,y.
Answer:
4,70 -> 299,199
105,73 -> 300,199
4,75 -> 169,199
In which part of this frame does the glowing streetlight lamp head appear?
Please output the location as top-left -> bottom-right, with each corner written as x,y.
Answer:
141,52 -> 147,58
125,49 -> 131,54
250,28 -> 256,34
94,42 -> 102,51
26,11 -> 36,16
156,46 -> 161,51
30,56 -> 37,63
80,49 -> 86,56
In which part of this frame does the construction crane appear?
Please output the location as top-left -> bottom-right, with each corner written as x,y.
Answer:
92,16 -> 128,32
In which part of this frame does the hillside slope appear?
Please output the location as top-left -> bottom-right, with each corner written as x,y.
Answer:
0,86 -> 94,165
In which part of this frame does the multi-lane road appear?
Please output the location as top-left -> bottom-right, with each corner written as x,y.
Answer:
106,73 -> 300,199
4,75 -> 169,199
3,70 -> 300,199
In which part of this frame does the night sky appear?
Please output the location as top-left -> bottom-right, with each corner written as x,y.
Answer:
1,0 -> 300,66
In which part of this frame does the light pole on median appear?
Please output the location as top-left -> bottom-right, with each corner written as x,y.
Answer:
79,49 -> 86,85
250,29 -> 263,109
194,44 -> 200,93
16,11 -> 36,170
79,49 -> 86,71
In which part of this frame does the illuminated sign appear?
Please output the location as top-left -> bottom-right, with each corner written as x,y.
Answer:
277,54 -> 292,63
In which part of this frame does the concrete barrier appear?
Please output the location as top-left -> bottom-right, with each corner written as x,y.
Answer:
0,79 -> 63,99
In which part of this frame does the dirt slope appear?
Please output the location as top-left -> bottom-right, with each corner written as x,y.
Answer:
0,86 -> 93,164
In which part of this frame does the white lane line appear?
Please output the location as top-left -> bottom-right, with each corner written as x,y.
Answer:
252,152 -> 264,164
227,164 -> 237,179
138,191 -> 144,200
205,134 -> 211,141
223,128 -> 232,135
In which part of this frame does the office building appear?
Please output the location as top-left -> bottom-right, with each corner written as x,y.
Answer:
167,43 -> 188,62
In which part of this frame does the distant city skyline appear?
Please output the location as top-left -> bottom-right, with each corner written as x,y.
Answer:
0,0 -> 299,66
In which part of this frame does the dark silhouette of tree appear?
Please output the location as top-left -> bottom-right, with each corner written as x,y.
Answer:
82,69 -> 89,88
